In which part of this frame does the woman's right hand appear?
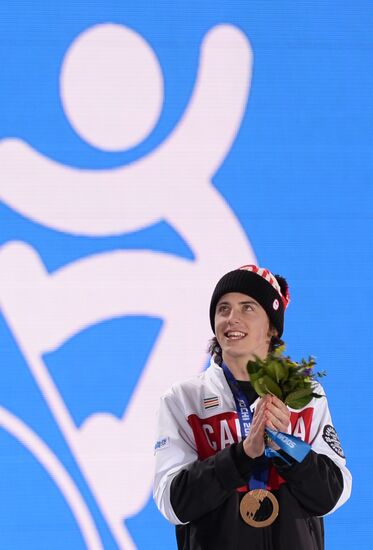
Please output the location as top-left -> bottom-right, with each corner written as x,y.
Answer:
242,395 -> 270,458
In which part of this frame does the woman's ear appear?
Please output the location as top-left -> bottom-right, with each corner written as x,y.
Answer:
267,325 -> 278,339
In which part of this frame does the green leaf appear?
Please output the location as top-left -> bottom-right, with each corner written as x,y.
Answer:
285,387 -> 313,401
261,375 -> 283,399
249,368 -> 264,382
247,360 -> 261,376
286,395 -> 313,409
245,345 -> 325,406
284,387 -> 314,409
251,378 -> 267,397
264,360 -> 289,383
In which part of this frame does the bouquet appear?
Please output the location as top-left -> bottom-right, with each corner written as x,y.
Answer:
247,346 -> 326,409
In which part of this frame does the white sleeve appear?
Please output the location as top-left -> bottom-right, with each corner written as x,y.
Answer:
308,385 -> 352,514
153,391 -> 197,525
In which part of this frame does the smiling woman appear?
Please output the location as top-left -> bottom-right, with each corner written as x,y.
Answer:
154,264 -> 352,550
214,293 -> 275,380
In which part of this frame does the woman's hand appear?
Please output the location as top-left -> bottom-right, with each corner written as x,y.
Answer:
265,395 -> 291,433
243,395 -> 291,458
264,395 -> 291,451
242,395 -> 269,458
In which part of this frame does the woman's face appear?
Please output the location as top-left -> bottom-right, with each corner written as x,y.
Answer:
214,292 -> 272,362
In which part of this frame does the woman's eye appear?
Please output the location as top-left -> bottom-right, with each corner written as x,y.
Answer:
243,304 -> 254,311
218,305 -> 229,314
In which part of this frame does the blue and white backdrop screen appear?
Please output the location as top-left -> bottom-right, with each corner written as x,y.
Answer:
0,1 -> 372,549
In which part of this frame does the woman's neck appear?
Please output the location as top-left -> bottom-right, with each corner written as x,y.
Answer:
222,354 -> 251,381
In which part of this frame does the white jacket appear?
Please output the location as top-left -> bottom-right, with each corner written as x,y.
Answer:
153,359 -> 352,550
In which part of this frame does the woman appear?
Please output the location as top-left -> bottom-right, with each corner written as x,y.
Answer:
153,264 -> 351,550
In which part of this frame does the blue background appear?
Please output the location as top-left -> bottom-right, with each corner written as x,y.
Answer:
1,1 -> 372,548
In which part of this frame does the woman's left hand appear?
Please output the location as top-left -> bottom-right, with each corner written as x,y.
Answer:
264,395 -> 291,434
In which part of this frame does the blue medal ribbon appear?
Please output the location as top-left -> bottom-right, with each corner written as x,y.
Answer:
222,363 -> 311,481
222,363 -> 269,489
265,428 -> 311,463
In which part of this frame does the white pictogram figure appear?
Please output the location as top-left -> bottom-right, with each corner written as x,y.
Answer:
61,24 -> 164,151
0,24 -> 256,549
0,407 -> 103,549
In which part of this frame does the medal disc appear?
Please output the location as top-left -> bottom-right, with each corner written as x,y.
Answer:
240,489 -> 279,528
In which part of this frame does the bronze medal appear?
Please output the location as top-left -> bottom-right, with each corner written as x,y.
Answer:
240,489 -> 279,528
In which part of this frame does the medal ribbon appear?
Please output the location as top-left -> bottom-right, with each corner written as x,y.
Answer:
264,428 -> 311,463
222,363 -> 311,476
222,363 -> 269,489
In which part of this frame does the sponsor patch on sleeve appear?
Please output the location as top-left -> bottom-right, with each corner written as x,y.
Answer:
154,436 -> 170,453
322,425 -> 345,458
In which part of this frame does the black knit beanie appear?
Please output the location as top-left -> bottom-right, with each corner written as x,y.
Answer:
209,265 -> 290,337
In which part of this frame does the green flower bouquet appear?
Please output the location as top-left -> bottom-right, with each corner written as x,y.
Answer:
246,346 -> 326,409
